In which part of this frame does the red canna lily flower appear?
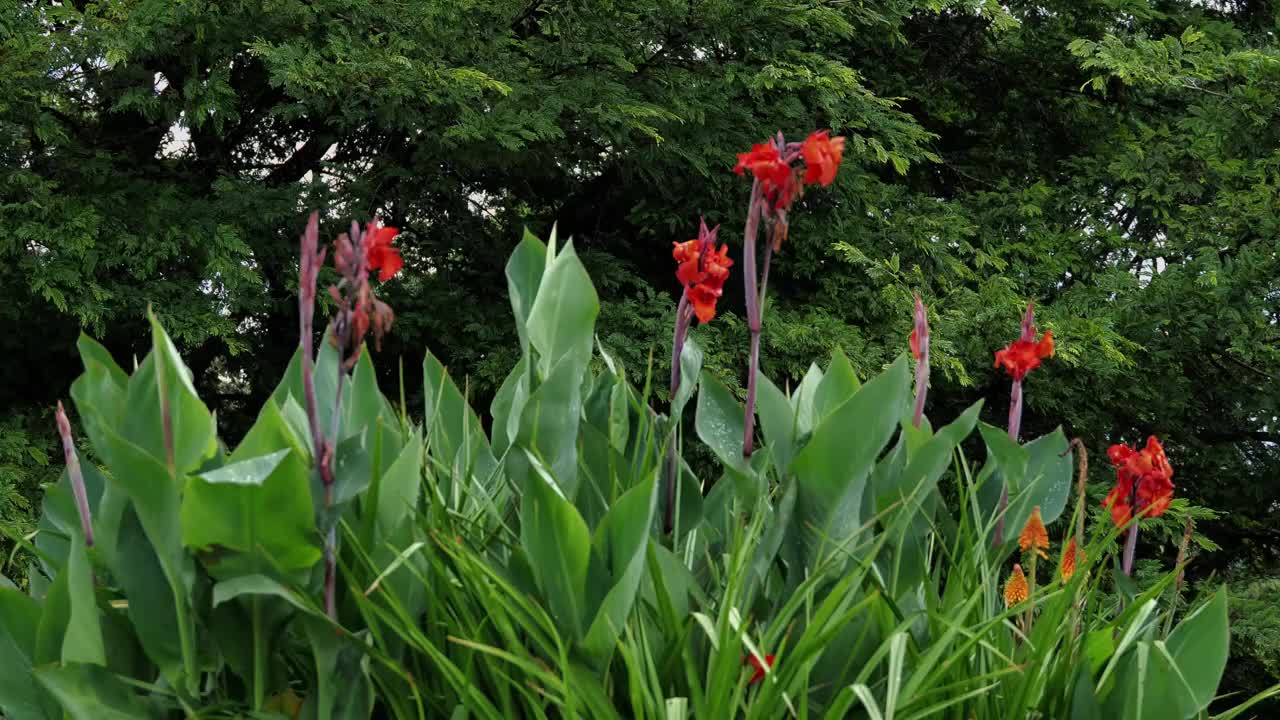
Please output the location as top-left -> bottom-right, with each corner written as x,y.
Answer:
800,130 -> 846,187
672,223 -> 732,323
365,222 -> 403,282
1103,436 -> 1175,527
743,653 -> 775,685
735,141 -> 798,210
993,330 -> 1054,381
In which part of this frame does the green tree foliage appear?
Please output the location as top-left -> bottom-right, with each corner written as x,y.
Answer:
2,0 -> 1276,668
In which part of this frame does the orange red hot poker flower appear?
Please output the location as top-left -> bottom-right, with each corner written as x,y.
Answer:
1004,564 -> 1029,607
1018,507 -> 1050,560
1060,538 -> 1084,581
1104,436 -> 1175,527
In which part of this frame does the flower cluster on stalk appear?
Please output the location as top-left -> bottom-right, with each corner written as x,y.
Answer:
994,325 -> 1055,381
672,221 -> 733,324
330,218 -> 402,363
1104,436 -> 1175,527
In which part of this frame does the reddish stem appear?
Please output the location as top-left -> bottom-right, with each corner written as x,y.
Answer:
741,182 -> 762,458
911,295 -> 930,429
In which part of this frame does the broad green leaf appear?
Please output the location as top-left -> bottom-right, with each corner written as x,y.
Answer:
814,347 -> 861,420
91,427 -> 196,690
183,397 -> 319,574
345,348 -> 388,439
301,617 -> 374,720
1165,586 -> 1230,713
578,422 -> 629,529
182,445 -> 321,575
35,663 -> 159,720
270,342 -> 346,445
114,508 -> 184,686
755,372 -> 796,478
490,356 -> 529,457
35,563 -> 71,666
1071,664 -> 1104,720
521,451 -> 592,640
583,474 -> 659,658
978,422 -> 1028,480
791,356 -> 910,567
212,574 -> 322,618
375,428 -> 424,538
117,312 -> 216,474
526,240 -> 599,375
1103,641 -> 1183,720
608,372 -> 630,452
876,401 -> 982,510
423,349 -> 496,487
0,588 -> 46,720
694,371 -> 747,474
1004,428 -> 1072,533
793,362 -> 824,437
62,537 -> 104,666
507,228 -> 549,350
75,333 -> 128,390
671,335 -> 704,415
515,356 -> 584,499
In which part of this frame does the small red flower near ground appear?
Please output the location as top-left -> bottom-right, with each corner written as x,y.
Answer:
993,330 -> 1054,381
743,653 -> 775,685
672,224 -> 733,323
365,222 -> 403,282
800,130 -> 846,187
1103,436 -> 1175,527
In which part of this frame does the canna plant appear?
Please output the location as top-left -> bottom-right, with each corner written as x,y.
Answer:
3,135 -> 1278,719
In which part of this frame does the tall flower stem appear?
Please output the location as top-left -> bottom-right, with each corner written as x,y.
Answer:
911,295 -> 930,429
741,181 -> 763,457
665,295 -> 693,534
54,402 -> 93,547
1120,473 -> 1147,576
298,212 -> 340,620
994,302 -> 1037,546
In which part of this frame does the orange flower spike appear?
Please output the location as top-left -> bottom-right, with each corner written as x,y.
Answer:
1060,538 -> 1084,581
1004,564 -> 1029,608
1018,506 -> 1050,560
800,130 -> 846,187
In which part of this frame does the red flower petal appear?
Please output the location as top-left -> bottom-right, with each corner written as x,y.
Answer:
801,130 -> 846,187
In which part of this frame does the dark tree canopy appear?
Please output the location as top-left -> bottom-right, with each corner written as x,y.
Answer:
3,0 -> 1277,655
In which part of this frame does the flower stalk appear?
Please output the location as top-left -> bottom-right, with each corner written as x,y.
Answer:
734,130 -> 845,457
992,300 -> 1054,545
54,401 -> 94,547
910,294 -> 930,429
665,294 -> 693,534
297,212 -> 400,619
